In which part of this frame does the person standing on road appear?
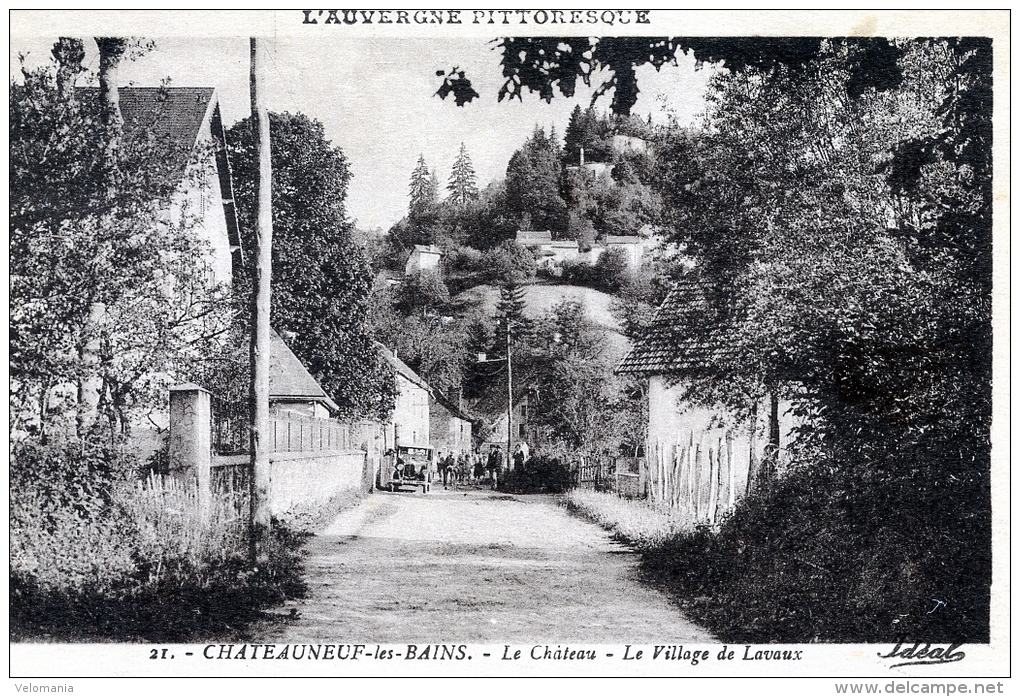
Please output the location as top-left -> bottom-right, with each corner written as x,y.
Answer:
442,452 -> 455,488
487,445 -> 504,490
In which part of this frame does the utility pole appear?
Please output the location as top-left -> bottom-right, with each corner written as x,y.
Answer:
506,320 -> 513,466
248,37 -> 273,560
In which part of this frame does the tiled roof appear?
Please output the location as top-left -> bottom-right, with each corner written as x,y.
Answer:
616,278 -> 730,376
77,86 -> 215,185
431,389 -> 474,423
516,230 -> 553,245
606,235 -> 643,245
269,331 -> 339,412
77,86 -> 243,259
377,343 -> 433,394
412,244 -> 443,255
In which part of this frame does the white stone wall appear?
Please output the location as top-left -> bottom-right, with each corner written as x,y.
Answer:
265,450 -> 367,515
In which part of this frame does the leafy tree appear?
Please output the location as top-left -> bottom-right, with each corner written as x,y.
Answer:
526,301 -> 642,455
484,240 -> 537,285
563,105 -> 612,164
10,39 -> 232,440
447,142 -> 479,206
652,39 -> 992,638
439,36 -> 903,116
227,111 -> 395,421
591,247 -> 631,293
504,126 -> 568,233
395,269 -> 450,316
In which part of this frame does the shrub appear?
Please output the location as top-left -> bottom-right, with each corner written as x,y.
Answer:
565,452 -> 989,644
10,439 -> 306,641
485,240 -> 536,285
499,455 -> 573,494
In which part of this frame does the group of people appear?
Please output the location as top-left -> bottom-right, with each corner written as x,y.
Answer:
432,442 -> 530,490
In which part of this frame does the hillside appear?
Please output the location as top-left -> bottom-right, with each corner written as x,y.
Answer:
451,282 -> 631,359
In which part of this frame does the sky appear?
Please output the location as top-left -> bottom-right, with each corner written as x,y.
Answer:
11,36 -> 716,231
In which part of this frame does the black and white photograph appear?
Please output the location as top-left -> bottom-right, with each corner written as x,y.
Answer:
8,9 -> 1009,686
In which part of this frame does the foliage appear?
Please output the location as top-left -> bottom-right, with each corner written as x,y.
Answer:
408,154 -> 440,222
10,440 -> 306,641
367,280 -> 469,397
10,43 -> 233,440
395,269 -> 450,315
637,38 -> 991,642
485,240 -> 537,285
439,36 -> 903,116
494,279 -> 532,344
656,40 -> 992,459
563,105 -> 613,164
227,111 -> 395,421
447,142 -> 479,206
591,248 -> 631,293
504,126 -> 568,233
524,301 -> 640,454
499,455 -> 573,494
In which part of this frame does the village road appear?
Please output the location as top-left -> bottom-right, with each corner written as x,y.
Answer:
258,488 -> 713,643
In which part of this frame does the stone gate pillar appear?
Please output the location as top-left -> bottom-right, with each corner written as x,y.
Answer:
169,383 -> 212,517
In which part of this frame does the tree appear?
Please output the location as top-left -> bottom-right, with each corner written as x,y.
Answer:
408,154 -> 439,221
652,39 -> 992,636
395,269 -> 450,316
485,240 -> 537,285
563,105 -> 611,164
504,126 -> 568,233
447,142 -> 479,206
527,301 -> 642,454
494,278 -> 532,350
10,38 -> 232,440
227,112 -> 395,421
439,36 -> 903,116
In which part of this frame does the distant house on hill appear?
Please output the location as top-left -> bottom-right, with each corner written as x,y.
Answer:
605,235 -> 645,268
516,230 -> 553,247
611,134 -> 652,155
405,244 -> 443,276
616,278 -> 796,523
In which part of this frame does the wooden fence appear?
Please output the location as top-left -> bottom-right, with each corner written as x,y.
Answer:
212,404 -> 354,455
573,457 -> 615,491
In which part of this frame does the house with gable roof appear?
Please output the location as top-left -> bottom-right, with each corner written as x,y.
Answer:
79,86 -> 244,286
616,278 -> 797,523
269,331 -> 339,419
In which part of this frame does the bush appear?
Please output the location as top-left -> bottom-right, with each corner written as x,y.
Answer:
565,453 -> 989,644
499,455 -> 573,494
485,240 -> 536,285
592,247 -> 631,292
10,439 -> 306,641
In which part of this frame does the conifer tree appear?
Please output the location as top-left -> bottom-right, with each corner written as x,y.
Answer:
447,142 -> 479,206
408,154 -> 438,220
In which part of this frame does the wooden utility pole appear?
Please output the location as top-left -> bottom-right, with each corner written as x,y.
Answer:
506,321 -> 513,464
248,37 -> 273,558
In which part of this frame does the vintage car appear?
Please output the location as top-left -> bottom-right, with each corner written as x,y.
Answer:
380,445 -> 434,493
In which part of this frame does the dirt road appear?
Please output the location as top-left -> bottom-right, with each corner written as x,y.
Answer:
260,488 -> 713,643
